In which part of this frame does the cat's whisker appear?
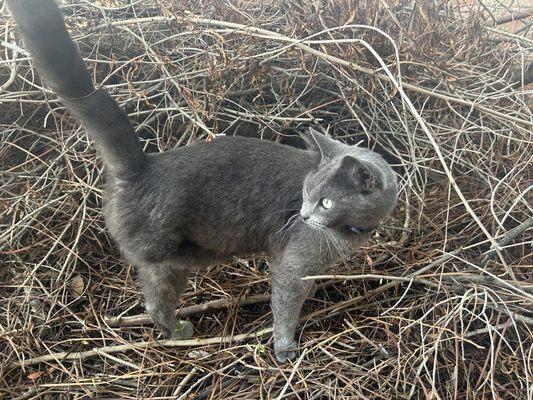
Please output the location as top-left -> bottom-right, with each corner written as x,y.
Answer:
275,212 -> 301,236
315,226 -> 344,261
319,228 -> 332,258
315,226 -> 334,261
291,215 -> 303,230
327,230 -> 339,260
277,215 -> 303,246
324,230 -> 334,260
329,230 -> 347,259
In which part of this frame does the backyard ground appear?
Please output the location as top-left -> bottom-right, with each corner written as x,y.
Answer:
0,0 -> 532,399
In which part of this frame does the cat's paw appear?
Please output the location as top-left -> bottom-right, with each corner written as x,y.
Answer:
274,340 -> 298,363
276,349 -> 298,363
170,320 -> 194,339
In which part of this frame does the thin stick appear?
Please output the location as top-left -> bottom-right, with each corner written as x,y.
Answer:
13,327 -> 273,368
491,7 -> 533,26
105,293 -> 271,327
276,349 -> 308,400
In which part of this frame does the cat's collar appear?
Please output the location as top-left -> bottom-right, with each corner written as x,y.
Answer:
346,225 -> 376,235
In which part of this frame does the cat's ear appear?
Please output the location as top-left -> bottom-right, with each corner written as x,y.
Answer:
341,155 -> 380,193
302,127 -> 339,161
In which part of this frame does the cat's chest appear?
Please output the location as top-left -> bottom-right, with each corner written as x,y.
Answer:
285,226 -> 370,265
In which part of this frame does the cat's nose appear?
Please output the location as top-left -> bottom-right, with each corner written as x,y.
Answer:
301,213 -> 310,221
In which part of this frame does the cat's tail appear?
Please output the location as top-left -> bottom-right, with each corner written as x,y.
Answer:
8,0 -> 147,178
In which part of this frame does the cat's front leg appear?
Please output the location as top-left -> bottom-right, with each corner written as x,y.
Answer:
270,257 -> 323,362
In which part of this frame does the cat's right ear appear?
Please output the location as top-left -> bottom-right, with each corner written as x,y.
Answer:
302,127 -> 339,161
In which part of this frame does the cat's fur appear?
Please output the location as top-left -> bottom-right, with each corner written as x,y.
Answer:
8,0 -> 398,362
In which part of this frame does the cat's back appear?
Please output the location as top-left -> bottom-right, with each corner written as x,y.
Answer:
154,135 -> 310,173
147,135 -> 318,215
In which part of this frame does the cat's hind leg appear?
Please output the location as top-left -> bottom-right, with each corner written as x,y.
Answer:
137,263 -> 193,339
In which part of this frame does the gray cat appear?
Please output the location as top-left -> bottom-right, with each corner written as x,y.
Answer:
8,0 -> 398,362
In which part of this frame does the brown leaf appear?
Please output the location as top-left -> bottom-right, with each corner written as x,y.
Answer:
70,275 -> 84,298
27,370 -> 44,381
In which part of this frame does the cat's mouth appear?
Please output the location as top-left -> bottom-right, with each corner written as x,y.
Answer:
303,219 -> 377,235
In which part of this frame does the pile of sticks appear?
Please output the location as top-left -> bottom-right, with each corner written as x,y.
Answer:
1,1 -> 531,398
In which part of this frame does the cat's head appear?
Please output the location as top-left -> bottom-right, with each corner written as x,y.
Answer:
300,128 -> 397,235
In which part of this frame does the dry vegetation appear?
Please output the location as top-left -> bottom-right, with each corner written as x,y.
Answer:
1,0 -> 532,399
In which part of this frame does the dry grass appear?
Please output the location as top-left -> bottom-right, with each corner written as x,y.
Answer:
1,0 -> 532,399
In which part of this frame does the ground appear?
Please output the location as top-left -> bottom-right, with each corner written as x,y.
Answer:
0,1 -> 531,399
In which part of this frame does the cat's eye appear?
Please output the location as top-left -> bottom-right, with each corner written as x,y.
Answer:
321,198 -> 333,209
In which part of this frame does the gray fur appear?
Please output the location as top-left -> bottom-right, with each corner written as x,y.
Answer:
9,0 -> 398,362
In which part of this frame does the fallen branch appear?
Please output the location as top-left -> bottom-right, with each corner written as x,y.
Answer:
105,293 -> 271,327
491,7 -> 533,26
479,217 -> 533,267
13,327 -> 273,368
303,272 -> 533,297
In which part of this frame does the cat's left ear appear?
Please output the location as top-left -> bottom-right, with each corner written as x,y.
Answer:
341,155 -> 381,193
302,127 -> 340,161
